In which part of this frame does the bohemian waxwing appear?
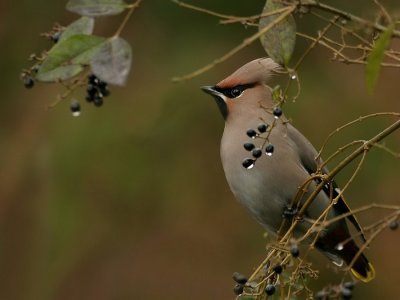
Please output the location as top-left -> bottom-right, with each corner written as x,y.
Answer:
201,58 -> 375,282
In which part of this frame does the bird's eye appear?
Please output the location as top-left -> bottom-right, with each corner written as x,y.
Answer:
229,88 -> 242,98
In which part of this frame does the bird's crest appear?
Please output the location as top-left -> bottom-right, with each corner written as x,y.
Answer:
217,58 -> 281,89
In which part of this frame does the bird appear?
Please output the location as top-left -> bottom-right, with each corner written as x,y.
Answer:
201,57 -> 375,282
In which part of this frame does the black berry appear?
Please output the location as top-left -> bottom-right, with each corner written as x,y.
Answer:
343,281 -> 355,290
252,148 -> 262,158
88,74 -> 99,84
246,129 -> 257,138
265,144 -> 274,155
86,74 -> 111,105
265,284 -> 276,296
314,290 -> 326,300
257,123 -> 268,133
70,100 -> 81,115
51,31 -> 62,43
290,245 -> 300,258
23,76 -> 34,89
100,86 -> 110,97
232,272 -> 247,284
97,80 -> 107,89
341,287 -> 352,299
273,264 -> 283,274
273,107 -> 283,117
242,158 -> 255,169
243,143 -> 255,151
389,220 -> 398,230
233,284 -> 244,295
87,84 -> 97,96
94,96 -> 104,107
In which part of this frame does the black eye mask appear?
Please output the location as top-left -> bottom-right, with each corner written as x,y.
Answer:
214,83 -> 255,99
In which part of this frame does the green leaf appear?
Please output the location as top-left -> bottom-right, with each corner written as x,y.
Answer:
366,24 -> 394,94
60,16 -> 95,42
91,37 -> 132,86
66,0 -> 129,17
35,65 -> 83,82
259,0 -> 296,66
36,34 -> 106,82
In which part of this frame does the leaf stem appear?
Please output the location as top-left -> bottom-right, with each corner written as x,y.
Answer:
114,0 -> 143,37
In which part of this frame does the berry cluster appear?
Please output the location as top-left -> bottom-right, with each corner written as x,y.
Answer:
20,24 -> 114,116
232,267 -> 283,297
85,74 -> 110,106
242,123 -> 274,169
232,272 -> 247,295
241,108 -> 284,169
68,74 -> 111,116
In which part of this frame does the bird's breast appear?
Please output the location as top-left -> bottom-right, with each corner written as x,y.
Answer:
220,122 -> 302,232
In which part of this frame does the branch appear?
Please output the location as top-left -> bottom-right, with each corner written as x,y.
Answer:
279,118 -> 400,244
294,0 -> 400,38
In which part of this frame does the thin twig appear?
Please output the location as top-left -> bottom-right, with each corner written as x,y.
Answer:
171,6 -> 296,82
292,0 -> 400,38
171,0 -> 239,20
317,112 -> 400,160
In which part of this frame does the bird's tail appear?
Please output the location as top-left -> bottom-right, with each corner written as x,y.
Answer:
342,240 -> 375,283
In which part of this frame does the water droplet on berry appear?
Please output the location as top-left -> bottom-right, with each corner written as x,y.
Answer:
273,107 -> 282,118
265,144 -> 274,156
341,287 -> 352,299
70,100 -> 81,117
343,281 -> 355,290
242,158 -> 255,169
335,243 -> 344,251
389,220 -> 398,230
290,245 -> 300,257
265,284 -> 276,296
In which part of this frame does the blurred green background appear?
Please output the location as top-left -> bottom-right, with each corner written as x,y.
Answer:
0,1 -> 399,299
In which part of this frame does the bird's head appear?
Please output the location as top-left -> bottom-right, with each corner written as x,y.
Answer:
201,58 -> 281,120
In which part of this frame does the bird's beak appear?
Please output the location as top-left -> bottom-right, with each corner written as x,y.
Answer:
201,85 -> 228,120
201,86 -> 220,97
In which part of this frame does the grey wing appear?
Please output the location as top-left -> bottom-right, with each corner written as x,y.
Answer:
286,124 -> 367,242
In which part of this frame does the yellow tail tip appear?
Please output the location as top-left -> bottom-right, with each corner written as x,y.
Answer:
351,263 -> 376,283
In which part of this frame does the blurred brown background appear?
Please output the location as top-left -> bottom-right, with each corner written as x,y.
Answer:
0,1 -> 399,299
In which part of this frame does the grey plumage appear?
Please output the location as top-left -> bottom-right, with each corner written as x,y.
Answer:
202,58 -> 374,282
